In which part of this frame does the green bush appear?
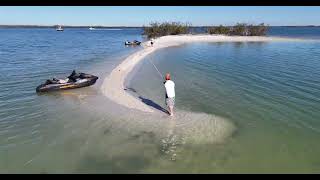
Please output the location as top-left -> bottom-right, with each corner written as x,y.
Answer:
207,25 -> 230,35
207,23 -> 268,36
247,23 -> 268,36
143,22 -> 191,38
229,23 -> 248,36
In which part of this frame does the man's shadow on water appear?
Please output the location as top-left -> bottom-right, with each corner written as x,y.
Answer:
124,87 -> 169,114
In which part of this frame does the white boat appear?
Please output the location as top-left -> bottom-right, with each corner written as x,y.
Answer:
89,27 -> 95,30
104,28 -> 122,30
56,25 -> 64,31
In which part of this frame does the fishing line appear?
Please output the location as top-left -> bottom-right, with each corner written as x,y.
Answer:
147,55 -> 163,79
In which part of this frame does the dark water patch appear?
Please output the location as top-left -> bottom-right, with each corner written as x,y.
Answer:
75,153 -> 151,173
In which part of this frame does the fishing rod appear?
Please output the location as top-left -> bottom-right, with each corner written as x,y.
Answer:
147,56 -> 163,80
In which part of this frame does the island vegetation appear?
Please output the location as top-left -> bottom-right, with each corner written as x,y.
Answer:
142,22 -> 191,38
207,23 -> 269,36
143,22 -> 269,38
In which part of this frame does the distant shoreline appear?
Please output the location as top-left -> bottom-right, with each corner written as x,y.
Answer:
0,25 -> 320,28
0,25 -> 142,28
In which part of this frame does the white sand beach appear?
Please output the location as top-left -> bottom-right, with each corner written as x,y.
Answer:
101,34 -> 304,113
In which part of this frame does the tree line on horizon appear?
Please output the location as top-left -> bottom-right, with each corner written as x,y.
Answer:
143,22 -> 269,38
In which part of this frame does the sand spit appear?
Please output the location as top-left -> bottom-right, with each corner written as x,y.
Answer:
101,34 -> 307,112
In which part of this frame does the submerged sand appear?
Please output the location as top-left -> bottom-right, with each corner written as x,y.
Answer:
101,34 -> 305,113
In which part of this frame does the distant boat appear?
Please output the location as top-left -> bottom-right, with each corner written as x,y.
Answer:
89,27 -> 95,30
125,40 -> 141,46
56,25 -> 64,31
104,28 -> 122,30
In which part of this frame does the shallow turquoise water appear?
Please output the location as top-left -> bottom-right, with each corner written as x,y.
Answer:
1,27 -> 320,173
129,41 -> 320,173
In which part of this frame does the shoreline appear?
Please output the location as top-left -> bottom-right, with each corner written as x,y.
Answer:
101,34 -> 310,113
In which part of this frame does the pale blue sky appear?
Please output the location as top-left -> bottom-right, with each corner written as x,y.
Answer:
0,6 -> 320,26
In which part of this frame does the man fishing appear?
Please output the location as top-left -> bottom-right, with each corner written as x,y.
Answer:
164,73 -> 175,116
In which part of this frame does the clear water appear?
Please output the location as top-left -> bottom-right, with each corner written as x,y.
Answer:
130,41 -> 320,173
268,26 -> 320,39
1,27 -> 320,173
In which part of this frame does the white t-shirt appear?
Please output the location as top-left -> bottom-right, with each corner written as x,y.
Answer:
164,80 -> 175,98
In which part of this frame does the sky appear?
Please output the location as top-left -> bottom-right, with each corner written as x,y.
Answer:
0,6 -> 320,26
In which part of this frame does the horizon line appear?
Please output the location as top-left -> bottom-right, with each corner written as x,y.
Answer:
0,24 -> 320,27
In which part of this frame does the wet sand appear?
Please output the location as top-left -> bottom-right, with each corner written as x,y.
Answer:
101,34 -> 304,113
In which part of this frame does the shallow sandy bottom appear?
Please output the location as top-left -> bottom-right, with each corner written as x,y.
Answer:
100,34 -> 308,145
101,34 -> 306,113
